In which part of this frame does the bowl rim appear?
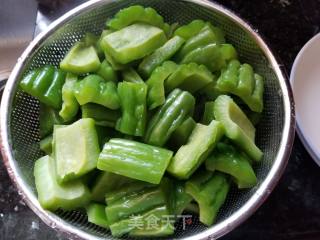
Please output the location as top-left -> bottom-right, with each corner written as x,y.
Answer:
0,0 -> 295,239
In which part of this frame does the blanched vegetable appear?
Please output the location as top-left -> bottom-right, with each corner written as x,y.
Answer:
121,67 -> 144,83
174,19 -> 206,40
96,59 -> 118,83
39,135 -> 52,155
86,203 -> 109,228
168,117 -> 196,148
81,103 -> 120,127
40,103 -> 64,138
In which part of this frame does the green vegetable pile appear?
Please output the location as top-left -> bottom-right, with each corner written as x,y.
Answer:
21,5 -> 264,237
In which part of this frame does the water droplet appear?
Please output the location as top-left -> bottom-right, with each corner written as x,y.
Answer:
50,222 -> 57,229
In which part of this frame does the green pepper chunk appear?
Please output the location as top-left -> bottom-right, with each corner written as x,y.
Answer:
86,203 -> 109,229
59,73 -> 79,122
74,74 -> 120,109
144,89 -> 195,146
185,171 -> 230,226
145,61 -> 178,109
20,66 -> 66,109
181,43 -> 237,72
174,19 -> 206,40
206,143 -> 257,188
138,36 -> 185,78
54,118 -> 100,183
216,59 -> 264,112
39,103 -> 64,138
82,32 -> 104,58
91,171 -> 135,203
116,82 -> 147,136
81,103 -> 120,127
172,182 -> 193,216
60,42 -> 101,74
168,117 -> 196,148
101,23 -> 167,64
34,155 -> 91,211
106,5 -> 165,31
167,120 -> 224,179
213,95 -> 263,161
121,67 -> 144,83
97,138 -> 173,184
39,135 -> 53,155
175,24 -> 225,60
96,59 -> 118,83
165,62 -> 213,93
202,101 -> 215,124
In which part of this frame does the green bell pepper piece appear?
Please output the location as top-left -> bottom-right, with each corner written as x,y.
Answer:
97,138 -> 173,184
121,67 -> 144,83
167,120 -> 224,179
20,66 -> 66,109
174,19 -> 206,40
101,23 -> 167,64
185,203 -> 199,214
172,182 -> 193,216
81,103 -> 120,127
96,59 -> 118,83
39,135 -> 53,155
216,60 -> 264,112
176,24 -> 225,60
74,74 -> 120,109
34,155 -> 91,211
91,171 -> 135,203
198,76 -> 223,101
202,101 -> 215,124
138,36 -> 185,78
181,43 -> 237,72
60,42 -> 101,74
206,143 -> 257,188
185,171 -> 230,226
144,89 -> 195,146
165,22 -> 179,39
145,61 -> 178,109
165,62 -> 213,93
106,5 -> 165,31
213,95 -> 263,161
54,118 -> 100,183
59,73 -> 79,122
86,203 -> 109,229
39,103 -> 64,138
168,117 -> 196,148
116,82 -> 147,136
82,32 -> 104,58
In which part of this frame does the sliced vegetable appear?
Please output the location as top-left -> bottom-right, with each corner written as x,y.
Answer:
167,120 -> 224,179
168,117 -> 196,148
97,138 -> 173,184
96,59 -> 118,83
39,103 -> 64,138
86,203 -> 109,228
185,171 -> 230,225
202,101 -> 215,124
34,155 -> 91,211
54,118 -> 100,183
116,82 -> 147,136
101,23 -> 167,64
144,89 -> 195,146
174,19 -> 206,40
206,143 -> 257,188
122,67 -> 144,83
81,103 -> 120,127
74,74 -> 120,109
172,182 -> 193,216
39,135 -> 53,155
213,95 -> 263,161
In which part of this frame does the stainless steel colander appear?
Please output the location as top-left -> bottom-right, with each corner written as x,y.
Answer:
0,0 -> 295,239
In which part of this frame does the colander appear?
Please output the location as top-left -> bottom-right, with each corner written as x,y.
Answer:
0,0 -> 295,239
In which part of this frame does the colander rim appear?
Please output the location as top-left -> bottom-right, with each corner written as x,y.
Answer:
0,0 -> 295,239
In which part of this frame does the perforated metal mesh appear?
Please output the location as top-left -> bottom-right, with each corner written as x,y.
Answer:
8,0 -> 285,239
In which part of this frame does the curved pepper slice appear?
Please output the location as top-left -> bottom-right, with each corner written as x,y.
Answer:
167,120 -> 224,179
216,59 -> 264,112
96,59 -> 118,83
146,61 -> 178,109
168,117 -> 196,149
138,36 -> 185,78
20,65 -> 66,109
174,19 -> 206,40
86,203 -> 109,229
121,67 -> 144,83
206,143 -> 257,188
202,101 -> 216,124
59,73 -> 79,121
101,23 -> 167,64
106,5 -> 165,31
185,171 -> 230,226
34,155 -> 91,211
40,103 -> 64,138
213,95 -> 263,161
144,89 -> 195,146
60,42 -> 101,74
81,103 -> 120,127
181,43 -> 237,72
165,62 -> 213,93
175,24 -> 225,60
97,138 -> 173,184
116,82 -> 147,136
74,74 -> 120,109
172,181 -> 193,216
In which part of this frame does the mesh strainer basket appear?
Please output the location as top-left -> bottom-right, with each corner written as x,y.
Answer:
0,0 -> 295,239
